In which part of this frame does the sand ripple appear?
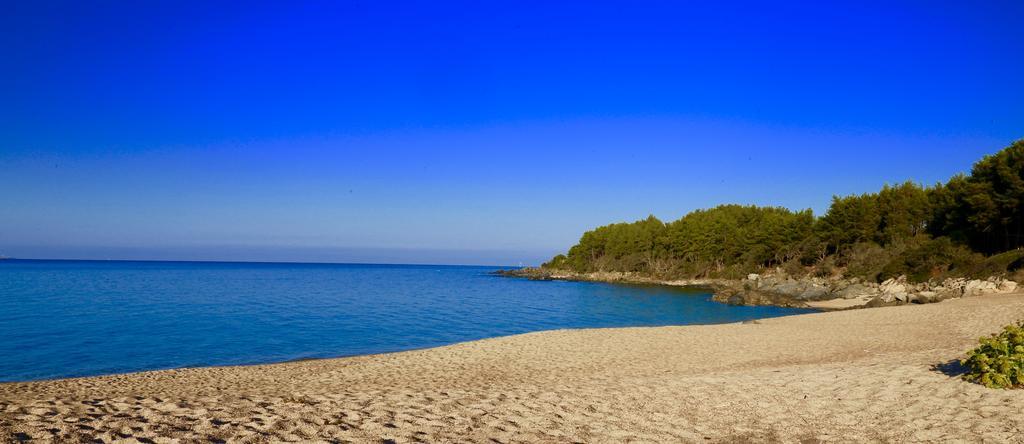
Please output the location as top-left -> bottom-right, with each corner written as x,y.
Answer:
3,294 -> 1024,443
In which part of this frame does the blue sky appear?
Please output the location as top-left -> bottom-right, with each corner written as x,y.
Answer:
2,1 -> 1022,265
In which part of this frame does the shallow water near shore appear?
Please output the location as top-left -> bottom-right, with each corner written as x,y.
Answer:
0,259 -> 814,382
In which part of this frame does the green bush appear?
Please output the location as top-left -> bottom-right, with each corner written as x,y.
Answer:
878,237 -> 982,283
961,249 -> 1024,280
961,321 -> 1024,389
711,263 -> 755,280
543,254 -> 568,269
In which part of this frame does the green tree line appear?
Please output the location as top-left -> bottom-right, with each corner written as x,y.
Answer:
545,140 -> 1024,282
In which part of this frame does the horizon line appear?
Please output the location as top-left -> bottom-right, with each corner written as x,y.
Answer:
0,257 -> 523,269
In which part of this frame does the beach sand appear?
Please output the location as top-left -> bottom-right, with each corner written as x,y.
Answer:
2,294 -> 1023,443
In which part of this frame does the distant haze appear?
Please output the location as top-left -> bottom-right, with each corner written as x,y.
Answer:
2,245 -> 543,267
2,2 -> 1022,265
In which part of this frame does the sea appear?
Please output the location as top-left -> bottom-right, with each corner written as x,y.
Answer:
0,259 -> 815,382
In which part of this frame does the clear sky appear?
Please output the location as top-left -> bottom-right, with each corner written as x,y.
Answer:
2,1 -> 1022,265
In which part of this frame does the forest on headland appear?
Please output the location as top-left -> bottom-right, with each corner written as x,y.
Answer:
544,140 -> 1024,284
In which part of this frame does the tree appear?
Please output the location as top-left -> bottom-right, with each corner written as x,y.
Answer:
547,140 -> 1024,280
935,140 -> 1024,254
816,193 -> 880,255
875,181 -> 933,245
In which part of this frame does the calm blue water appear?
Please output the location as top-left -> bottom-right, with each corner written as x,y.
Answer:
0,259 -> 814,382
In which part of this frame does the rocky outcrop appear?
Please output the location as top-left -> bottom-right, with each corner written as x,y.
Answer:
833,283 -> 879,300
711,286 -> 810,308
743,274 -> 834,301
730,274 -> 1020,308
496,268 -> 1021,311
869,276 -> 1019,304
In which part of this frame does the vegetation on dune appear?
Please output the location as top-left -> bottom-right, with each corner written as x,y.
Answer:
961,321 -> 1024,389
545,140 -> 1024,283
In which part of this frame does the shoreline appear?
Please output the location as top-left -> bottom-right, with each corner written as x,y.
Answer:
496,267 -> 1022,310
3,293 -> 1023,442
0,306 -> 811,386
495,267 -> 840,309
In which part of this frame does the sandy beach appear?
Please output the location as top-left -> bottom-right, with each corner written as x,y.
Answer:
2,294 -> 1023,443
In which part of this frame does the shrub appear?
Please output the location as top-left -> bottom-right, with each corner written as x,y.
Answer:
961,249 -> 1024,280
961,321 -> 1024,389
813,256 -> 836,278
711,263 -> 755,280
543,254 -> 568,269
840,242 -> 893,281
878,237 -> 982,283
780,259 -> 808,278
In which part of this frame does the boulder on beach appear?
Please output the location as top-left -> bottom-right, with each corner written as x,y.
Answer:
833,283 -> 878,300
797,286 -> 830,301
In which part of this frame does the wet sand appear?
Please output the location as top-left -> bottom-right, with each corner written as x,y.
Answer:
2,293 -> 1023,443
